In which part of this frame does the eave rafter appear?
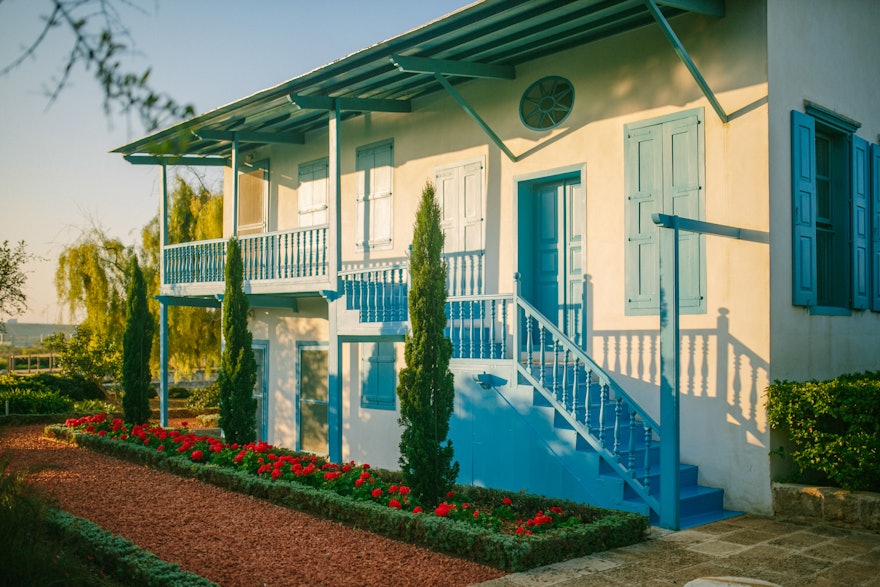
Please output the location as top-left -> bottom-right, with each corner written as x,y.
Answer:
389,54 -> 515,80
193,129 -> 305,145
124,155 -> 230,166
288,94 -> 412,113
656,0 -> 724,17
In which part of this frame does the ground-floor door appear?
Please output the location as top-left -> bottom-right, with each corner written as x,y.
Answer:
529,175 -> 585,346
298,343 -> 328,454
252,340 -> 269,442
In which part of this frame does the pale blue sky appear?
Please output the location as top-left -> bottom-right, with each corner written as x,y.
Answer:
0,0 -> 470,323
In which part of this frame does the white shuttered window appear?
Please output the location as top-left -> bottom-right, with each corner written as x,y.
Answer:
356,141 -> 393,249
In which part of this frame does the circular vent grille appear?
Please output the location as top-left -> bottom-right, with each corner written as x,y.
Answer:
519,76 -> 574,131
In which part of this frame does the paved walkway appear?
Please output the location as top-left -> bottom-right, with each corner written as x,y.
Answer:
476,515 -> 880,587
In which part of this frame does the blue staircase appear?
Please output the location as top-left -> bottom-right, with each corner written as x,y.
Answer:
509,297 -> 741,529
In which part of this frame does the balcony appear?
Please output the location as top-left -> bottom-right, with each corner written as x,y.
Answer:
162,226 -> 329,294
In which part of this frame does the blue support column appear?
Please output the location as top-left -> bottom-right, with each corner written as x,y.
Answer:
658,216 -> 681,530
159,161 -> 169,428
327,104 -> 343,464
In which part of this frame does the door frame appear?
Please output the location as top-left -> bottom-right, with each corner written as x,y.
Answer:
295,340 -> 329,454
513,164 -> 587,334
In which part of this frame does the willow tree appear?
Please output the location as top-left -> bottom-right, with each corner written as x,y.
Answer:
397,181 -> 458,506
121,255 -> 153,424
141,175 -> 223,378
217,237 -> 256,445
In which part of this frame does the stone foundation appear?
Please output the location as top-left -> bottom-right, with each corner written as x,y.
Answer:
772,482 -> 880,533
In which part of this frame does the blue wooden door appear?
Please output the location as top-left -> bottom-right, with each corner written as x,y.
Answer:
532,178 -> 585,344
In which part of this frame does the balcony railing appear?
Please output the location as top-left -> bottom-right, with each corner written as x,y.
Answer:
163,226 -> 328,286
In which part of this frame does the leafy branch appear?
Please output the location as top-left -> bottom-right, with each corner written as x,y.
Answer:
2,0 -> 195,131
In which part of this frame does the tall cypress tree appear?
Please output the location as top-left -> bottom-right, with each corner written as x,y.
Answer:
397,181 -> 459,506
121,255 -> 153,425
218,237 -> 257,445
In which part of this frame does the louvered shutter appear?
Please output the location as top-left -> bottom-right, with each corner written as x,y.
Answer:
852,136 -> 870,309
791,110 -> 818,306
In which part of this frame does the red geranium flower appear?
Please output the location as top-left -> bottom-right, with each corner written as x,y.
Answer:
191,450 -> 204,462
413,506 -> 423,514
502,497 -> 512,506
371,488 -> 383,498
388,499 -> 402,510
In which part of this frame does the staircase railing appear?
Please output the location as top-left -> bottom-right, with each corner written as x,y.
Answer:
514,279 -> 661,516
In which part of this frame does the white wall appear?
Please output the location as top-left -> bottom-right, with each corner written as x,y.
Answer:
767,0 -> 880,381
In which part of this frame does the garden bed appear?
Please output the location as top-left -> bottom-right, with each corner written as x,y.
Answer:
46,418 -> 648,571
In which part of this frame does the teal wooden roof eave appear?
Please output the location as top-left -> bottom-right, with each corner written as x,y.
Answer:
112,0 -> 724,160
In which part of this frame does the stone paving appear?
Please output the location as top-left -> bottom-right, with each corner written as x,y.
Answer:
475,515 -> 880,587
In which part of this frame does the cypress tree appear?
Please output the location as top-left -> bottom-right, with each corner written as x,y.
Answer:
397,181 -> 459,506
121,255 -> 154,425
218,237 -> 257,445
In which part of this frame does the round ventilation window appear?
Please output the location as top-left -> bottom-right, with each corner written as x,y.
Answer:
519,76 -> 574,131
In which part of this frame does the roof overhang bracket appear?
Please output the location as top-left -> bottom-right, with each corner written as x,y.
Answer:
288,94 -> 411,113
193,129 -> 305,145
645,0 -> 729,123
390,54 -> 519,162
124,155 -> 230,166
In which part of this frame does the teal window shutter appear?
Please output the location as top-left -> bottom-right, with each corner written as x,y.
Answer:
872,143 -> 880,311
625,110 -> 704,314
851,135 -> 870,310
791,110 -> 818,306
624,125 -> 662,313
360,342 -> 396,409
664,115 -> 703,310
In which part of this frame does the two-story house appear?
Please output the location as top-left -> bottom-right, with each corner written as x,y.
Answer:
114,0 -> 880,529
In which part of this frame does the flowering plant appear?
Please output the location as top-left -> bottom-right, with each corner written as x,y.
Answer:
63,414 -> 584,537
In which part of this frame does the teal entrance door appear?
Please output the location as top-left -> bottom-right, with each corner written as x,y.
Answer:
531,177 -> 585,345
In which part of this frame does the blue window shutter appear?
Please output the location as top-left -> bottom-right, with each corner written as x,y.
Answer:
360,342 -> 396,409
851,135 -> 870,310
664,115 -> 703,311
624,125 -> 662,314
791,110 -> 817,306
872,143 -> 880,311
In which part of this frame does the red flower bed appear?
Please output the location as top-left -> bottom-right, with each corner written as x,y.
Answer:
64,414 -> 583,536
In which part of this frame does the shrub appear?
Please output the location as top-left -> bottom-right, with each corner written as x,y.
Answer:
187,382 -> 220,410
767,371 -> 880,491
168,386 -> 191,399
0,388 -> 74,414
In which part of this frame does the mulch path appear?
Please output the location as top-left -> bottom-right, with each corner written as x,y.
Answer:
0,425 -> 505,587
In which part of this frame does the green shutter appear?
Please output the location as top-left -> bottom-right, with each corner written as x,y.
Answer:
872,143 -> 880,311
624,125 -> 662,314
852,135 -> 870,310
791,110 -> 818,306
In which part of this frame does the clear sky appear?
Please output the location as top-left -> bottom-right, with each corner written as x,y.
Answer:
0,0 -> 470,324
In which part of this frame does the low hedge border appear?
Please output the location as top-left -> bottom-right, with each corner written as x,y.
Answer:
44,508 -> 218,587
46,425 -> 648,571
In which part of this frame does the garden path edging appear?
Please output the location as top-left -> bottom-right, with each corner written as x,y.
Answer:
772,482 -> 880,532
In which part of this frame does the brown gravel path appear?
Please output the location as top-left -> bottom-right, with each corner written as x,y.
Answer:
0,425 -> 505,587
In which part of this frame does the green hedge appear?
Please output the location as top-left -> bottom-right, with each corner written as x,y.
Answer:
767,371 -> 880,492
0,373 -> 103,401
46,426 -> 648,571
0,388 -> 74,414
45,508 -> 218,587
